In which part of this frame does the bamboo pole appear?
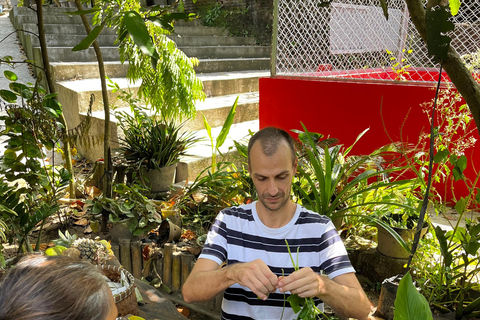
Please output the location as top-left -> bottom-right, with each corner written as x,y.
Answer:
181,252 -> 195,286
172,252 -> 182,291
163,243 -> 174,288
131,240 -> 142,279
119,238 -> 132,273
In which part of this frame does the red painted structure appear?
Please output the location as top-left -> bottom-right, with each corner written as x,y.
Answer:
259,68 -> 480,206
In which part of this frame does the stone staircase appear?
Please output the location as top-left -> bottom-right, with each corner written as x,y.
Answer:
10,6 -> 270,181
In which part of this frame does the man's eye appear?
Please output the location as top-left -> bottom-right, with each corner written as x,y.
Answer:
257,177 -> 266,181
277,175 -> 287,180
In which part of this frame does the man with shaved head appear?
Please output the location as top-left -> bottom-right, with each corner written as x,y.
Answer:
183,127 -> 372,320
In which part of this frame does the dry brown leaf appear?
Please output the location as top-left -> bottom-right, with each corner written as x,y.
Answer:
84,225 -> 92,234
74,218 -> 89,226
69,200 -> 85,210
186,246 -> 202,256
85,186 -> 101,199
176,306 -> 190,317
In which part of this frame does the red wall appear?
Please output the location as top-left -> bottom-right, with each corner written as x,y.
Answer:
259,75 -> 480,206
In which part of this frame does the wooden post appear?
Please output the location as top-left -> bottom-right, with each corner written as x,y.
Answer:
131,240 -> 142,279
181,252 -> 195,286
119,238 -> 132,273
172,252 -> 182,291
163,243 -> 174,288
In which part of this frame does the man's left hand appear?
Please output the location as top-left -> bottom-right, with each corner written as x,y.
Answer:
277,267 -> 324,298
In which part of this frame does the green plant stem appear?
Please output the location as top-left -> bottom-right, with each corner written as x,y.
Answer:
35,0 -> 75,199
406,62 -> 444,271
74,0 -> 112,230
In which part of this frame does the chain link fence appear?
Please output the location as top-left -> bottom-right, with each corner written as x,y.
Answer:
273,0 -> 480,81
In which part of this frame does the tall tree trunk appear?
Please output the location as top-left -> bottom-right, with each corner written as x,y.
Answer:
35,0 -> 76,198
404,0 -> 480,135
74,0 -> 112,231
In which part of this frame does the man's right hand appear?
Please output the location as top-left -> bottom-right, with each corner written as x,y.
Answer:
227,259 -> 278,300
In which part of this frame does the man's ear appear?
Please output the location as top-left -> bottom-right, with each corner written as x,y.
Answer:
293,158 -> 298,173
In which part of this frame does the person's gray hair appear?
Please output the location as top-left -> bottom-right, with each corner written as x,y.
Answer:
247,127 -> 296,167
0,255 -> 113,320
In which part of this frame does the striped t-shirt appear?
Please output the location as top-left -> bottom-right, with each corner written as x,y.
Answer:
199,202 -> 355,320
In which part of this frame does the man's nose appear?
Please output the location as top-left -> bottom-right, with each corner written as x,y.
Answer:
267,179 -> 278,195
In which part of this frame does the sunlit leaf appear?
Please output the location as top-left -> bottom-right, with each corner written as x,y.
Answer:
124,11 -> 156,57
4,70 -> 18,81
0,89 -> 17,103
433,149 -> 449,163
394,272 -> 433,320
449,0 -> 461,16
72,24 -> 104,51
216,96 -> 238,150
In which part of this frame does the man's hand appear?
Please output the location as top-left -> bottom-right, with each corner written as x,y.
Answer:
277,267 -> 321,298
227,259 -> 279,300
277,269 -> 372,320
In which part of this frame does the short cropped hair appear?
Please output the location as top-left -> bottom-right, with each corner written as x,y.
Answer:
247,127 -> 296,167
0,255 -> 113,320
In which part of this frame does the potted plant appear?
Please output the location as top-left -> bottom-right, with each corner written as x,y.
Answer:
116,107 -> 199,193
375,210 -> 429,259
89,182 -> 163,237
292,123 -> 415,230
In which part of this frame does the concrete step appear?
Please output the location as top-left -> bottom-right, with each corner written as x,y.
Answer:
12,11 -> 94,29
94,91 -> 259,132
171,25 -> 227,37
30,33 -> 118,47
181,46 -> 270,59
73,92 -> 259,164
56,70 -> 266,115
24,34 -> 118,62
22,22 -> 118,36
179,119 -> 259,181
33,44 -> 269,63
50,61 -> 269,87
167,35 -> 256,47
27,32 -> 255,48
50,61 -> 130,82
195,58 -> 270,73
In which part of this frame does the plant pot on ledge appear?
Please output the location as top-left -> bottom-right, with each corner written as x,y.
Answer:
141,163 -> 177,193
376,213 -> 429,259
116,108 -> 199,194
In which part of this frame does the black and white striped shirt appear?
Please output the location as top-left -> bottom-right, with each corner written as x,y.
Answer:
199,202 -> 355,320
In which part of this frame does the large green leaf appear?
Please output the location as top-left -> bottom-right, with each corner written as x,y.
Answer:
72,24 -> 104,51
434,226 -> 453,267
124,11 -> 158,63
0,89 -> 17,103
9,82 -> 31,99
394,272 -> 433,320
425,4 -> 454,59
433,149 -> 449,163
449,0 -> 461,16
0,203 -> 17,216
4,70 -> 18,81
147,12 -> 196,33
216,96 -> 238,150
379,0 -> 389,20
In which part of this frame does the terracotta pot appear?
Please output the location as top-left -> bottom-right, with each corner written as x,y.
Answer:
141,163 -> 177,192
158,219 -> 182,245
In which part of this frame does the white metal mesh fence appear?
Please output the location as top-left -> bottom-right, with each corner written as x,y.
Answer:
273,0 -> 480,82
